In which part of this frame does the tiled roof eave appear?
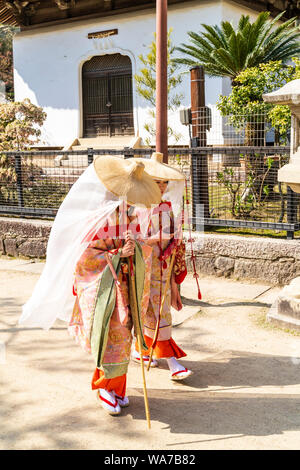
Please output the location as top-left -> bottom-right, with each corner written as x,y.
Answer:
0,4 -> 19,26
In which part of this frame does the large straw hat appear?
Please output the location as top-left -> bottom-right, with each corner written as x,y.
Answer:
135,152 -> 185,181
93,155 -> 161,207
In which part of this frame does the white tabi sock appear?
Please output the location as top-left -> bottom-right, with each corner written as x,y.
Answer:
166,357 -> 186,374
132,348 -> 158,367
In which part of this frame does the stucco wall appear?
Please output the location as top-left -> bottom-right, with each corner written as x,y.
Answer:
12,0 -> 235,148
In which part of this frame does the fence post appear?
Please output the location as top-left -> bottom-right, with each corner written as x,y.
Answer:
124,147 -> 131,159
286,186 -> 297,239
190,66 -> 210,226
87,148 -> 94,165
14,153 -> 24,208
191,138 -> 203,231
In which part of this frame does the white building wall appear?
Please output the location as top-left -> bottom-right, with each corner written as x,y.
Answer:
13,0 -> 260,148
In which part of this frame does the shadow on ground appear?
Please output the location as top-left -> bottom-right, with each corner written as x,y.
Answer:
125,389 -> 300,442
149,350 -> 300,390
181,296 -> 271,309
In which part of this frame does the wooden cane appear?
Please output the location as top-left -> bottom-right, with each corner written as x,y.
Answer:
147,250 -> 176,371
128,255 -> 151,430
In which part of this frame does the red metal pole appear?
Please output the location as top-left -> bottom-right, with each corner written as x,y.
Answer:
156,0 -> 168,163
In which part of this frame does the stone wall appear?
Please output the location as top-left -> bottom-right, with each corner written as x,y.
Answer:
0,217 -> 51,259
184,232 -> 300,285
1,217 -> 300,285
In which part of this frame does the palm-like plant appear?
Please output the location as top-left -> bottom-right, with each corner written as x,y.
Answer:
174,11 -> 300,80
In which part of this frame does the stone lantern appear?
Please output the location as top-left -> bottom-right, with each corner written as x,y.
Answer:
263,79 -> 300,192
262,79 -> 300,331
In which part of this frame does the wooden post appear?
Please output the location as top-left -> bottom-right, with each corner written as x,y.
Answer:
190,66 -> 210,221
190,66 -> 206,143
156,0 -> 168,163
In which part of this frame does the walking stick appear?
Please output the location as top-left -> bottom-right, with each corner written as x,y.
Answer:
128,255 -> 151,430
147,249 -> 176,371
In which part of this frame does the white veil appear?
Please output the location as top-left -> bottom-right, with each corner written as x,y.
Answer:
163,179 -> 185,241
163,179 -> 185,216
136,179 -> 185,241
19,164 -> 121,330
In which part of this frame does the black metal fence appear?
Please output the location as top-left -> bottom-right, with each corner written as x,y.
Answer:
169,145 -> 299,240
0,145 -> 299,239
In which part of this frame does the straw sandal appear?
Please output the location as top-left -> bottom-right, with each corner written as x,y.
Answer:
171,368 -> 193,381
115,394 -> 130,408
97,389 -> 121,415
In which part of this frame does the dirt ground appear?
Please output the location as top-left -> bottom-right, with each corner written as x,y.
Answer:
1,258 -> 300,450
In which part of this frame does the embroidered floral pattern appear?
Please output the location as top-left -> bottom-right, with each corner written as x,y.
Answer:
68,222 -> 152,372
144,242 -> 172,341
173,241 -> 187,284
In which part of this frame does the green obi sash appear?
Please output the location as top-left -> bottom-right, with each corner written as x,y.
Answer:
90,241 -> 147,379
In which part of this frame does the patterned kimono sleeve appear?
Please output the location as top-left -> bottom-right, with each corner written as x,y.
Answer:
69,237 -> 120,352
72,239 -> 113,294
70,240 -> 110,320
173,240 -> 187,284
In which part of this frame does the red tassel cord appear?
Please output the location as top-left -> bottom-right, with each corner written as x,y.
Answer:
185,179 -> 202,300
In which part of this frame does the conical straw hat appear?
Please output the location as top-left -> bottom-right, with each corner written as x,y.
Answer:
135,152 -> 185,181
93,155 -> 161,207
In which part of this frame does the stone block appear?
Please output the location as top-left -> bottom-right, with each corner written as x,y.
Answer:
277,295 -> 300,320
233,258 -> 299,285
4,238 -> 18,257
186,254 -> 216,277
214,256 -> 235,277
0,218 -> 52,239
18,240 -> 47,258
267,296 -> 300,331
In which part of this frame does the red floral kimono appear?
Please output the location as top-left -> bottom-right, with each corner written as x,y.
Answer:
137,201 -> 188,359
68,213 -> 152,397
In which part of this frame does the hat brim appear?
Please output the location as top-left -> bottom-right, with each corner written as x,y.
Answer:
93,156 -> 161,208
134,157 -> 185,181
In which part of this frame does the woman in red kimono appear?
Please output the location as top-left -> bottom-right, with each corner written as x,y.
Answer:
132,153 -> 193,381
20,156 -> 161,416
